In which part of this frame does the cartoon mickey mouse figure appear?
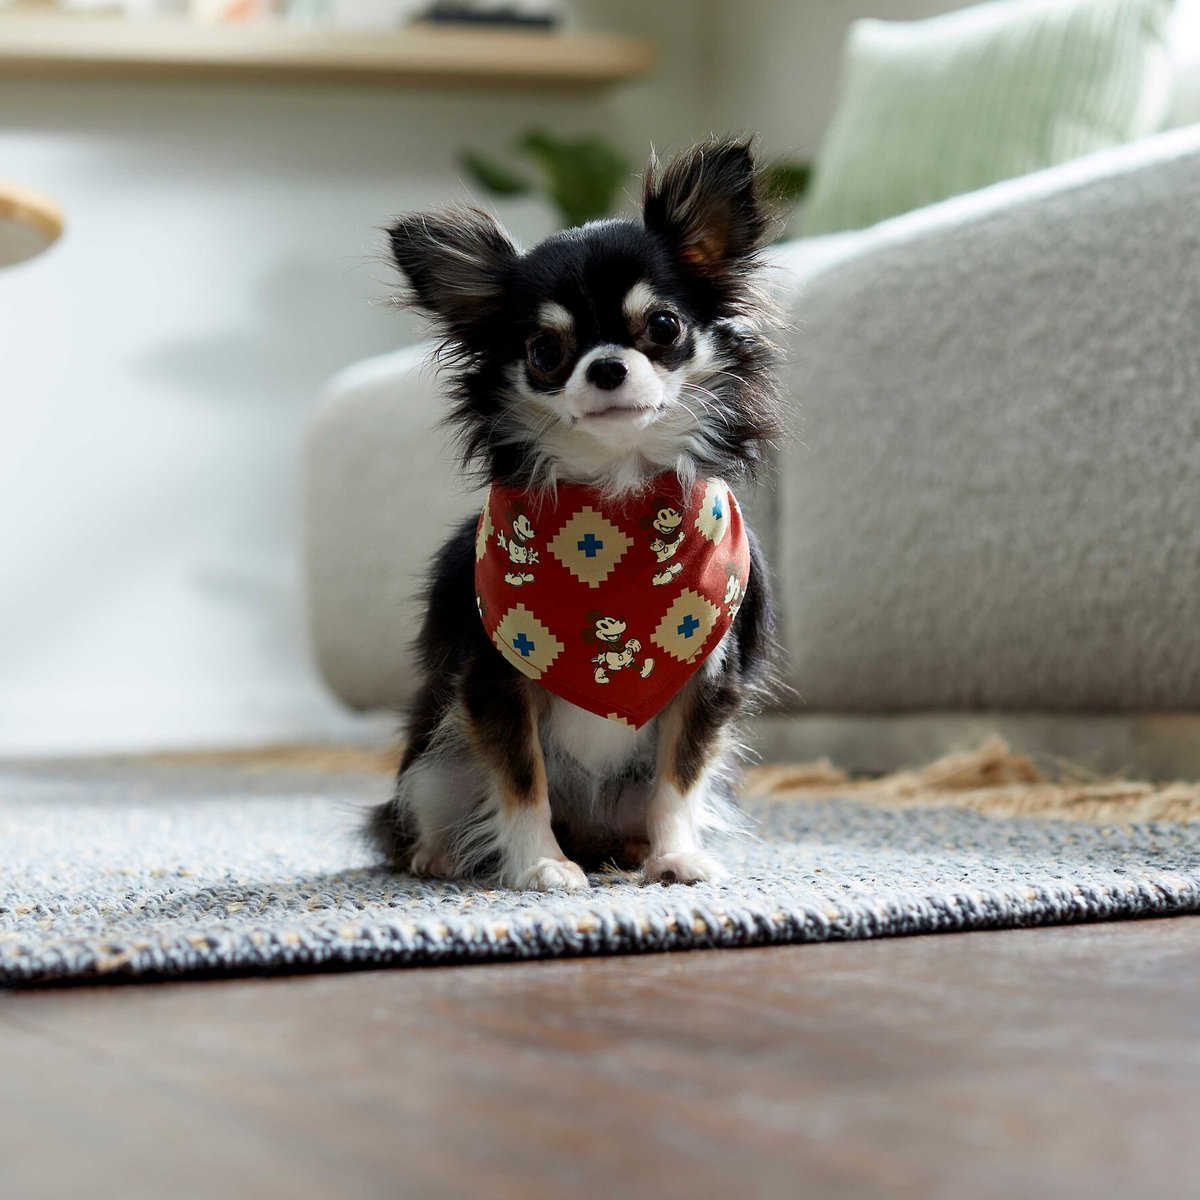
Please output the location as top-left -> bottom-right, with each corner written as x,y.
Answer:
588,615 -> 655,685
496,511 -> 539,586
723,563 -> 744,614
648,506 -> 685,587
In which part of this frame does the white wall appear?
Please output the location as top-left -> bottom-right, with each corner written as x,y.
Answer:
0,1 -> 709,754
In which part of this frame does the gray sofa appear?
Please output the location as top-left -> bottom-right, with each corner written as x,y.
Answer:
303,125 -> 1200,777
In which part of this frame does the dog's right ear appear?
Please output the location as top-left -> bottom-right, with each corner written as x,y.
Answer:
387,206 -> 519,346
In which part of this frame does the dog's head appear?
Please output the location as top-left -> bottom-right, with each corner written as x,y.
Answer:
387,138 -> 781,493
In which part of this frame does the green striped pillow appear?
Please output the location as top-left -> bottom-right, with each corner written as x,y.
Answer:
803,0 -> 1176,235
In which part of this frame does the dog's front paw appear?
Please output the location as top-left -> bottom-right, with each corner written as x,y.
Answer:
512,858 -> 588,892
643,851 -> 725,885
410,842 -> 456,879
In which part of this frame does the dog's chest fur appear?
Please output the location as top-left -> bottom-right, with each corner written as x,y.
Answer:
542,696 -> 655,776
539,632 -> 729,780
539,695 -> 659,862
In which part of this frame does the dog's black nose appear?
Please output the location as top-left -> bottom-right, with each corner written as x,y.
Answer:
586,357 -> 628,391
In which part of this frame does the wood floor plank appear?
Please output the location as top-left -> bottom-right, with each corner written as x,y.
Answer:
0,1011 -> 383,1200
2,918 -> 1198,1200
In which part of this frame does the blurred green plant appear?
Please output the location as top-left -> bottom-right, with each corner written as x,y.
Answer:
760,160 -> 812,209
462,131 -> 630,229
462,130 -> 812,231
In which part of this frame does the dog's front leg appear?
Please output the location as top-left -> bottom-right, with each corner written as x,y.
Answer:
464,665 -> 587,892
643,674 -> 732,885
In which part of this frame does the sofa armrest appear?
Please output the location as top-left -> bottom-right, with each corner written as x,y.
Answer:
771,125 -> 1200,712
302,344 -> 485,712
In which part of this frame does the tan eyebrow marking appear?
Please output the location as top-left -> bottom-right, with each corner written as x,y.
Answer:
538,301 -> 574,332
622,280 -> 658,323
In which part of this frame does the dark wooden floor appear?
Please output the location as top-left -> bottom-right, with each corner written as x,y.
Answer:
1,918 -> 1197,1200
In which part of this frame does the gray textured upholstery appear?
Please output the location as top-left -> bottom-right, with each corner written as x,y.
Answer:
777,125 -> 1200,711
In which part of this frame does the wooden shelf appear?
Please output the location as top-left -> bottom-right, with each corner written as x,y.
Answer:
0,13 -> 656,91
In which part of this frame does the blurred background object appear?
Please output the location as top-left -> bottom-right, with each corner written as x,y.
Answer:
803,0 -> 1176,233
462,129 -> 629,226
7,0 -> 563,26
188,0 -> 276,22
3,0 -> 1200,757
425,1 -> 563,27
0,177 -> 62,265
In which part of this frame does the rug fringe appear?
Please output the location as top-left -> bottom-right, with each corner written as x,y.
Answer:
142,744 -> 402,774
747,736 -> 1200,824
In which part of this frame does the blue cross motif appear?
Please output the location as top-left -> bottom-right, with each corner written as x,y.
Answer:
512,632 -> 536,657
677,613 -> 701,639
712,495 -> 724,521
577,532 -> 604,558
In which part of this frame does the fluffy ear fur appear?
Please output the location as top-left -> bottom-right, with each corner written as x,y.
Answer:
642,139 -> 768,303
387,206 -> 519,349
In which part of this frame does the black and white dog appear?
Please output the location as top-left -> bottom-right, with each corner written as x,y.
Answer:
368,139 -> 782,890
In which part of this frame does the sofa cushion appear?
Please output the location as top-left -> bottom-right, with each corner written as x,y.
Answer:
804,0 -> 1176,235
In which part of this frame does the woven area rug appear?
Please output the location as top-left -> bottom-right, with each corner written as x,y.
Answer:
2,739 -> 1198,988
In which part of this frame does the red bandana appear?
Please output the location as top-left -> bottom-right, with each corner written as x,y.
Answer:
475,475 -> 750,728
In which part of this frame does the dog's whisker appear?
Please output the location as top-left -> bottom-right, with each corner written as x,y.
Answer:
679,384 -> 735,427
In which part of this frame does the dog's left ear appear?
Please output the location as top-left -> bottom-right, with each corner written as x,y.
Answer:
642,139 -> 767,286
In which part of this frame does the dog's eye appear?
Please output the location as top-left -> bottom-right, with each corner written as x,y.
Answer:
528,333 -> 565,376
646,310 -> 682,346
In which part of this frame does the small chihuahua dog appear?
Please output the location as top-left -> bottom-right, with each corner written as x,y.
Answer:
368,139 -> 782,890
